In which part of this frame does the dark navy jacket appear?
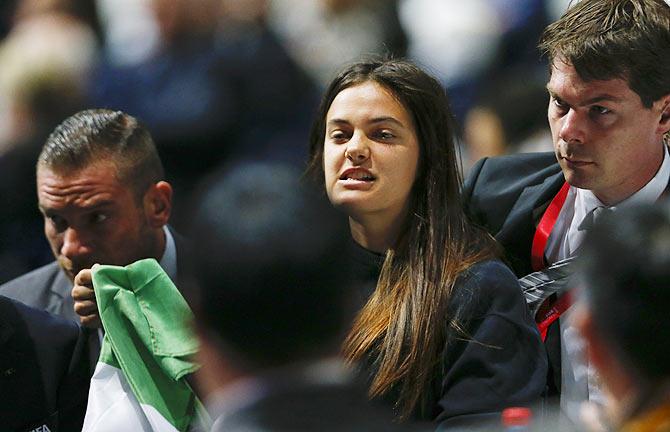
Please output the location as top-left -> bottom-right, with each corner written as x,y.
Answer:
0,295 -> 89,431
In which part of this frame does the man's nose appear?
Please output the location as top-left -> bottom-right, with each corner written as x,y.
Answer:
60,227 -> 91,258
559,109 -> 586,144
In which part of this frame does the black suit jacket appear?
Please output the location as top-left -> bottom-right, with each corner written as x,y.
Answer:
462,152 -> 565,396
0,295 -> 89,432
0,262 -> 76,322
463,152 -> 564,278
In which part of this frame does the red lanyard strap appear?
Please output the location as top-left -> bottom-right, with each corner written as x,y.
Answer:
531,182 -> 570,272
536,290 -> 574,341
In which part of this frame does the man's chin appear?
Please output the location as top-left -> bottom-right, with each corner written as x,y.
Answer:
561,165 -> 596,190
57,261 -> 87,282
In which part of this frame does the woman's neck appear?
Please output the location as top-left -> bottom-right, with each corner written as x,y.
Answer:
348,210 -> 407,253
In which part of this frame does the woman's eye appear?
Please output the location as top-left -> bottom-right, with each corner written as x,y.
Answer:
329,130 -> 349,143
376,130 -> 395,140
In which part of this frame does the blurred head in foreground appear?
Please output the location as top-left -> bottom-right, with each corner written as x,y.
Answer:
576,203 -> 670,427
188,161 -> 353,395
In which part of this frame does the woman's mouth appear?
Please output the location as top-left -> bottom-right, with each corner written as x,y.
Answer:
339,168 -> 376,182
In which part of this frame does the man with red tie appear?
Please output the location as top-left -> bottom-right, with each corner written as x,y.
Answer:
463,0 -> 670,425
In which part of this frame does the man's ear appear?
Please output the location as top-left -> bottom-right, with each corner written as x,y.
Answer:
657,93 -> 670,135
144,181 -> 173,228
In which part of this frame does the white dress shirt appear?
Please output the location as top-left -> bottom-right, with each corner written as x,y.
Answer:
544,146 -> 670,424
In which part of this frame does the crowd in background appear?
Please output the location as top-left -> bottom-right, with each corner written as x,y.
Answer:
0,0 -> 570,283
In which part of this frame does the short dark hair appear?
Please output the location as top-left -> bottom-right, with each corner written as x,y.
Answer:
38,109 -> 164,198
188,161 -> 353,370
539,0 -> 670,107
578,203 -> 670,382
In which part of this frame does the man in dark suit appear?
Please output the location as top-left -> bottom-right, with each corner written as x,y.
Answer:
0,109 -> 180,365
0,295 -> 89,431
188,162 -> 414,432
463,0 -> 670,425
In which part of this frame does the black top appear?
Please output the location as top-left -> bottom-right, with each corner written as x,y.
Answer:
349,243 -> 548,429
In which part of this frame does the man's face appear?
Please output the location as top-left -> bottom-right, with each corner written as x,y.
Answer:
37,161 -> 159,281
547,60 -> 669,205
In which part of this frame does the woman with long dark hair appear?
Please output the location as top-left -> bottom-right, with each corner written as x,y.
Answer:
307,59 -> 547,426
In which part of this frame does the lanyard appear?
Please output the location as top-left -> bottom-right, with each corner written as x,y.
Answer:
531,182 -> 570,272
530,181 -> 571,341
536,289 -> 573,341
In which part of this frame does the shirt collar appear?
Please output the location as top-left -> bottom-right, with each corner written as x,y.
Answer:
158,225 -> 178,282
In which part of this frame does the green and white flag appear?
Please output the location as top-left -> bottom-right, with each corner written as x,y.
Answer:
82,259 -> 203,432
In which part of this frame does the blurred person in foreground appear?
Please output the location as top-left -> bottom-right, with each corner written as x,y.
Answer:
188,161 -> 414,431
575,203 -> 670,431
463,0 -> 670,422
0,109 -> 182,365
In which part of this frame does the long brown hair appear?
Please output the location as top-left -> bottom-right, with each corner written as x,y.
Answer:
306,60 -> 499,419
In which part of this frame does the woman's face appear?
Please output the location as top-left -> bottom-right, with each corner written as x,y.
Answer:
323,81 -> 420,220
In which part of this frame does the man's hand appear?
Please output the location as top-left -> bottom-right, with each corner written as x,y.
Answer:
72,268 -> 101,328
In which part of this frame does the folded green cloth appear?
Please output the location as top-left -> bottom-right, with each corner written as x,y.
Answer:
88,258 -> 201,431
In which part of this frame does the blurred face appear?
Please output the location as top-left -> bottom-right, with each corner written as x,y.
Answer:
547,59 -> 669,205
323,81 -> 420,220
37,161 -> 160,281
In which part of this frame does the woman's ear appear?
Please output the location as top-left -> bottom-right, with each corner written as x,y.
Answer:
143,181 -> 173,228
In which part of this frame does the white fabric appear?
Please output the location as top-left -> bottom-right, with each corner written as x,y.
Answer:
82,362 -> 178,432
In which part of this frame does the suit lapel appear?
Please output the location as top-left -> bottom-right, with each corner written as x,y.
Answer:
497,171 -> 566,276
48,270 -> 78,322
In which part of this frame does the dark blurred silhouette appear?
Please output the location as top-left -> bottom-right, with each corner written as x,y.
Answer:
88,0 -> 319,229
188,161 -> 415,431
575,203 -> 670,431
463,67 -> 551,171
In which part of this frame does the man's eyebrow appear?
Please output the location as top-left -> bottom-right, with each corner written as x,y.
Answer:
39,200 -> 115,214
582,94 -> 623,104
546,86 -> 622,104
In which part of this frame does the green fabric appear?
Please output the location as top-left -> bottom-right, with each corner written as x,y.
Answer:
93,258 -> 200,431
